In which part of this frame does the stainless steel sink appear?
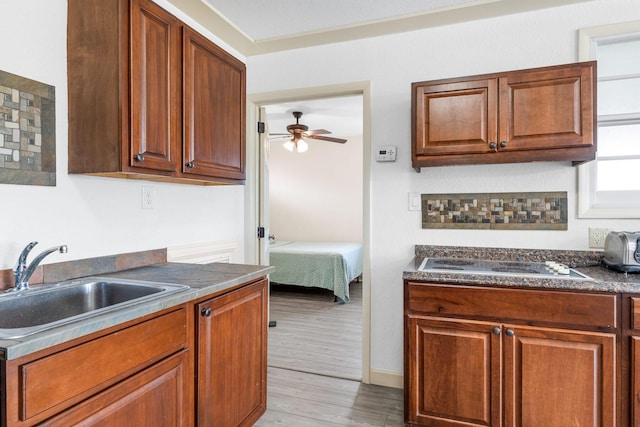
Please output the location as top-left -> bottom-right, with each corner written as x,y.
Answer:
0,278 -> 188,339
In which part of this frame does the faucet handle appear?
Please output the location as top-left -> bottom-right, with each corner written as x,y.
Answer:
15,241 -> 38,271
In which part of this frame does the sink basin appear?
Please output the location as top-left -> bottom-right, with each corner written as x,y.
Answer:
0,278 -> 188,339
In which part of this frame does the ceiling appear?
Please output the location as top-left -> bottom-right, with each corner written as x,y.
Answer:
202,0 -> 482,41
167,0 -> 593,55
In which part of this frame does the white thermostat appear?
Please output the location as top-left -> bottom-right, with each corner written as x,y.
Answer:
376,145 -> 397,162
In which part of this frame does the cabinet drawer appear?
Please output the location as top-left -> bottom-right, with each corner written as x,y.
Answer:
20,307 -> 187,420
407,282 -> 616,329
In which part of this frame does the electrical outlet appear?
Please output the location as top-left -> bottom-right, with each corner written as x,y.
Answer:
589,228 -> 609,249
142,186 -> 154,209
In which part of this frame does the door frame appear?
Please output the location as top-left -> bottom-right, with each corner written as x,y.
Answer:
245,81 -> 372,383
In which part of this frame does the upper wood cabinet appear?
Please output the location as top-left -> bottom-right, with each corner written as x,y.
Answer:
411,61 -> 596,169
183,27 -> 246,182
67,0 -> 246,185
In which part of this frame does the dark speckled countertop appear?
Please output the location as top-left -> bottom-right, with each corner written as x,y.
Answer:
404,245 -> 640,294
0,262 -> 274,360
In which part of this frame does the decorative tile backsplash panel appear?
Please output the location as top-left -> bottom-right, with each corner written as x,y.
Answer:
0,69 -> 56,186
422,192 -> 567,230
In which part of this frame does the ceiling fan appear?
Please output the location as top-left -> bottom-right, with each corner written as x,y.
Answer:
269,111 -> 347,153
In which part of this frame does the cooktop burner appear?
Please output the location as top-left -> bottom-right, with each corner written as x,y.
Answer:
418,257 -> 592,280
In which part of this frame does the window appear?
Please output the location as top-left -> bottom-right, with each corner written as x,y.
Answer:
578,21 -> 640,218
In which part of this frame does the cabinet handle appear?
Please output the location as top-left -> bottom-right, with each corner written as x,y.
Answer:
186,161 -> 195,168
133,153 -> 144,162
505,329 -> 515,337
492,327 -> 501,335
201,307 -> 212,317
500,141 -> 508,148
489,142 -> 497,150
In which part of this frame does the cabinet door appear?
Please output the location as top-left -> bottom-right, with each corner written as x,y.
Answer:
498,63 -> 595,152
406,316 -> 502,427
129,0 -> 181,173
413,78 -> 498,156
42,350 -> 190,427
633,337 -> 640,425
197,279 -> 268,427
504,325 -> 615,427
183,27 -> 246,182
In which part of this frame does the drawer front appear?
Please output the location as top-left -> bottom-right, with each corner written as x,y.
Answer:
20,307 -> 187,420
407,282 -> 617,329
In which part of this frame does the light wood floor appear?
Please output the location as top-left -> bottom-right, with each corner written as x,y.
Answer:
256,282 -> 404,426
267,282 -> 363,380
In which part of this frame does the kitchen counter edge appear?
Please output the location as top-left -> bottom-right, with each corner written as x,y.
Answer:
0,262 -> 274,360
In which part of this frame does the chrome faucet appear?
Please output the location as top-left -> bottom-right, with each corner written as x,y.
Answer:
13,241 -> 68,290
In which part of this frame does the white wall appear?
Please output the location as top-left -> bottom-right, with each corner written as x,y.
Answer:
247,0 -> 640,376
269,134 -> 363,242
0,0 -> 246,269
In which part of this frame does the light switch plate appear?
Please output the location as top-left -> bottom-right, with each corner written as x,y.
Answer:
409,192 -> 421,211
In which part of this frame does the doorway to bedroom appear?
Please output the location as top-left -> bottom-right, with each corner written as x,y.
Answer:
260,92 -> 365,381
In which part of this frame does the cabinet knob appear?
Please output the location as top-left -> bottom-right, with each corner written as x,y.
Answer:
505,329 -> 515,337
133,153 -> 144,162
201,307 -> 212,317
489,142 -> 497,150
500,141 -> 508,148
492,327 -> 501,335
186,161 -> 195,168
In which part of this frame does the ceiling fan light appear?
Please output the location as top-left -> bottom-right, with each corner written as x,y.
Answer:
283,139 -> 295,152
296,139 -> 308,153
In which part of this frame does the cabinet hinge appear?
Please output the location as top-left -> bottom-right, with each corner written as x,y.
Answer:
257,122 -> 265,134
257,226 -> 265,239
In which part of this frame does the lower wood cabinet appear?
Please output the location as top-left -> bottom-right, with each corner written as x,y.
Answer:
632,337 -> 640,426
406,317 -> 501,426
195,278 -> 268,427
405,282 -> 618,427
504,325 -> 615,427
0,276 -> 269,427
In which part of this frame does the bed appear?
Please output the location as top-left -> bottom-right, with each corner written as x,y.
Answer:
268,241 -> 363,303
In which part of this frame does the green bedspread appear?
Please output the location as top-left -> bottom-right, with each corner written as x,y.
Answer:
268,241 -> 363,303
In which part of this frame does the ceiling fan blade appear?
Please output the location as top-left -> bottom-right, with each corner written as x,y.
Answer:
304,129 -> 331,135
306,135 -> 347,144
268,135 -> 291,140
268,133 -> 290,136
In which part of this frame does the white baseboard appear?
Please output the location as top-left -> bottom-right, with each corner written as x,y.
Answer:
167,241 -> 238,264
369,368 -> 403,389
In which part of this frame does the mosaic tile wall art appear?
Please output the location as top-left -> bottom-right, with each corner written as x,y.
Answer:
422,192 -> 568,230
0,69 -> 56,186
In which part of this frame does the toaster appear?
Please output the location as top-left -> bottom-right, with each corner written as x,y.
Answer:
603,231 -> 640,273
